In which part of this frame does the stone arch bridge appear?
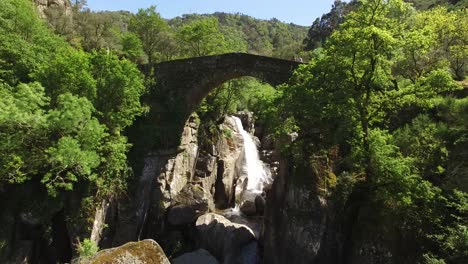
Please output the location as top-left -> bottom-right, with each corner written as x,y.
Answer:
151,52 -> 302,113
138,53 -> 303,149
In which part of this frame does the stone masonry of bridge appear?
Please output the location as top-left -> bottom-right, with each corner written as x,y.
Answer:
151,52 -> 303,114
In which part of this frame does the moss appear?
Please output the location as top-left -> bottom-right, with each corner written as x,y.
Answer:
89,240 -> 169,264
326,171 -> 337,190
222,127 -> 233,139
193,113 -> 201,127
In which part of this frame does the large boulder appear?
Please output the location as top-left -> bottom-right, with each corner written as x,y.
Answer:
171,249 -> 219,264
195,213 -> 255,264
86,239 -> 170,264
239,199 -> 256,216
167,184 -> 214,225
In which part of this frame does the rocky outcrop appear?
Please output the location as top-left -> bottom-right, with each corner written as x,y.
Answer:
85,239 -> 170,264
263,153 -> 341,264
34,0 -> 72,18
108,113 -> 273,261
195,213 -> 256,264
134,114 -> 200,238
108,114 -> 249,259
192,151 -> 218,210
213,116 -> 244,209
171,249 -> 219,264
167,184 -> 214,226
234,111 -> 255,134
90,199 -> 117,248
158,114 -> 200,202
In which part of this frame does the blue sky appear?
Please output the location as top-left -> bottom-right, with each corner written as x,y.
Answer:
85,0 -> 343,26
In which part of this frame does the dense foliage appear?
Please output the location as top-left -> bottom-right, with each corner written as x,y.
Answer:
0,0 -> 144,197
170,12 -> 308,59
304,0 -> 468,53
277,0 -> 467,262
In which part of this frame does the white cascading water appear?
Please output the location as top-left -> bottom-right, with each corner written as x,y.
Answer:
223,116 -> 272,264
232,116 -> 272,195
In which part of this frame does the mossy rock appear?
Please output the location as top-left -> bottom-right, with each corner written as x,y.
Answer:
85,239 -> 170,264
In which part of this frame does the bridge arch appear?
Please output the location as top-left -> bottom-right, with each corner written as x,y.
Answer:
137,53 -> 302,150
152,53 -> 303,113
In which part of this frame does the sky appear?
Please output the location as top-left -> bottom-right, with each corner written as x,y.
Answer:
85,0 -> 342,27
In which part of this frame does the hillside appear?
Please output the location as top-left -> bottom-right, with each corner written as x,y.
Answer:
304,0 -> 468,51
37,2 -> 307,61
170,12 -> 308,58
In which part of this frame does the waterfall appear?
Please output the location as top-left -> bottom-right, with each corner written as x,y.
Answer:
232,116 -> 272,195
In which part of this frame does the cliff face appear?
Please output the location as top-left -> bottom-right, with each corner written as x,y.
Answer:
262,149 -> 413,264
34,0 -> 72,18
263,151 -> 342,264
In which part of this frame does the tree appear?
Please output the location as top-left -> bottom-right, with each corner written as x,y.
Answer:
281,0 -> 458,178
91,50 -> 145,133
73,10 -> 122,51
128,6 -> 169,63
156,31 -> 179,61
0,0 -> 64,85
120,32 -> 145,63
395,7 -> 468,81
176,17 -> 229,57
34,47 -> 97,102
0,0 -> 146,197
323,0 -> 417,176
303,0 -> 352,50
42,93 -> 105,196
0,82 -> 106,196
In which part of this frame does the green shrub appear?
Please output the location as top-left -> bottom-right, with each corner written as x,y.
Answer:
77,238 -> 99,259
222,127 -> 233,138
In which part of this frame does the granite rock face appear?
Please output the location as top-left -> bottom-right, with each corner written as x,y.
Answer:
262,153 -> 341,264
213,116 -> 244,209
134,114 -> 200,237
34,0 -> 72,18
